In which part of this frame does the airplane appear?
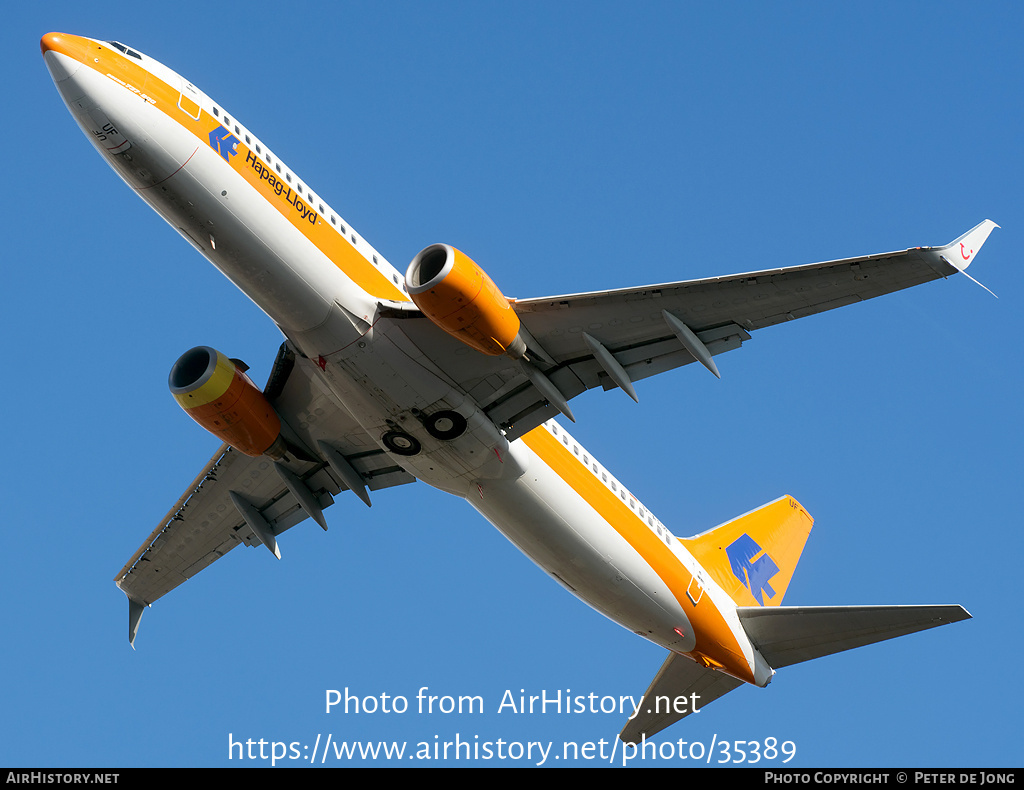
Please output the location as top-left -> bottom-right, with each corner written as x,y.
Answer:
41,31 -> 993,744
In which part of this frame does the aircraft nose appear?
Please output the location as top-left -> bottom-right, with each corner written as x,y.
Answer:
40,32 -> 87,83
40,32 -> 66,56
40,32 -> 95,61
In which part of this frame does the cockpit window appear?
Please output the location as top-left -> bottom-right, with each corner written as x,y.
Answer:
106,41 -> 142,60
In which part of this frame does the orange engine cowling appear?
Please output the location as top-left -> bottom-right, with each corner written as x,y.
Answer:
169,346 -> 283,457
406,244 -> 526,358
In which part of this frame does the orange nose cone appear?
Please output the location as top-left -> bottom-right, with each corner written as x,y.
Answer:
40,32 -> 93,60
40,32 -> 65,56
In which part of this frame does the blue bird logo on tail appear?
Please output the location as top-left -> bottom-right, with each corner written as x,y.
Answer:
726,534 -> 780,605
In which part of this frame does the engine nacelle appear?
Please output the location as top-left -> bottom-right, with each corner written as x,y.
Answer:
406,244 -> 526,358
169,346 -> 284,457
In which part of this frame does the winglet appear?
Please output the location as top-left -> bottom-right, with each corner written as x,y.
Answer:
940,219 -> 999,272
128,597 -> 146,649
938,220 -> 999,298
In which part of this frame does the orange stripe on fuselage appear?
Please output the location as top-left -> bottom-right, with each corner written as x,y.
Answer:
521,425 -> 755,683
47,34 -> 405,302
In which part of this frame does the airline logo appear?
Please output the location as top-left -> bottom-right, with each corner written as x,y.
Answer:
726,534 -> 779,605
208,126 -> 239,162
244,151 -> 318,225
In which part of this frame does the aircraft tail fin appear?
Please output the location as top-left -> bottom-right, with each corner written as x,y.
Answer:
679,495 -> 813,608
736,604 -> 971,669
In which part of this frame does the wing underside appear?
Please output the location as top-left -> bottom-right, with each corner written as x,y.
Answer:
394,222 -> 996,441
113,344 -> 414,644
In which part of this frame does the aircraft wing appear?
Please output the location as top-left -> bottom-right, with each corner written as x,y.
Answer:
113,343 -> 415,645
394,221 -> 997,441
619,652 -> 743,744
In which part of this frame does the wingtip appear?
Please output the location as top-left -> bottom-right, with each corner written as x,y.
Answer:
937,220 -> 999,298
127,598 -> 146,648
942,219 -> 998,272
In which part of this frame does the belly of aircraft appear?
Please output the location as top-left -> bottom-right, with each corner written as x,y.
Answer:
468,448 -> 697,655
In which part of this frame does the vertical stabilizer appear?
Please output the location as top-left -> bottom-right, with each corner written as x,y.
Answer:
680,496 -> 812,608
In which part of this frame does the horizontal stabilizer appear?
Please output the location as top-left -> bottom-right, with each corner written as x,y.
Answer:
737,604 -> 971,669
619,652 -> 742,744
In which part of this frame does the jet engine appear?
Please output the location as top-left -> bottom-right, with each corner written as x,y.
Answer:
169,346 -> 285,458
406,244 -> 526,358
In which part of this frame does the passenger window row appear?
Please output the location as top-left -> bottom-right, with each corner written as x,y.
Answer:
548,421 -> 673,546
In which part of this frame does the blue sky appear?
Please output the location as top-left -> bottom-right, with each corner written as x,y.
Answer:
4,1 -> 1021,768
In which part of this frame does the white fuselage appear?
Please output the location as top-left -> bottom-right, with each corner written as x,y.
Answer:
44,36 -> 771,688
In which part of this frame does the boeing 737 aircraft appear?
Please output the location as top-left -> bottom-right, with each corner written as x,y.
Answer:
42,31 -> 993,743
